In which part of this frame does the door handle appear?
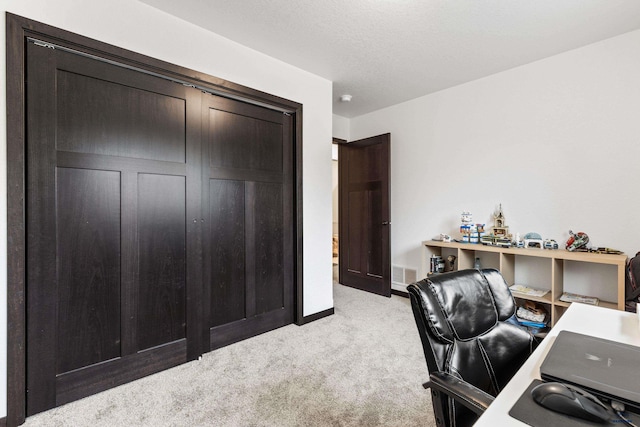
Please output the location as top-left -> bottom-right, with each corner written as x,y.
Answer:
382,221 -> 390,225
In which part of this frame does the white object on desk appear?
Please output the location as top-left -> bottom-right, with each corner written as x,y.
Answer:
473,303 -> 640,426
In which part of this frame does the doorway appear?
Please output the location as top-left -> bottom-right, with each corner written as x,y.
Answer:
337,134 -> 391,297
331,139 -> 344,281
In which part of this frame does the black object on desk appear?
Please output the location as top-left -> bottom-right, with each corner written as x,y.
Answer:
531,381 -> 610,423
540,331 -> 640,413
509,380 -> 640,426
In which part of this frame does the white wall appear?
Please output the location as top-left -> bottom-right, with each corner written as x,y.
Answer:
332,114 -> 350,141
1,0 -> 334,418
349,30 -> 640,284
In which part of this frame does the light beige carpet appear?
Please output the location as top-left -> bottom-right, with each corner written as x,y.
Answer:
23,283 -> 435,427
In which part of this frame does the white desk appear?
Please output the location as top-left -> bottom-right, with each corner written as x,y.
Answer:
474,303 -> 640,426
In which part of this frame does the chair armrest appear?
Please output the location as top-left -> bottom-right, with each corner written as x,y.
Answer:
424,371 -> 495,415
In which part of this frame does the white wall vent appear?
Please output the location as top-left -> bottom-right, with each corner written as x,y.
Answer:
391,265 -> 418,293
392,266 -> 404,283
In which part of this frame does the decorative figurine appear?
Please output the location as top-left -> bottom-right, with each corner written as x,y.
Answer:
523,232 -> 544,249
492,204 -> 509,237
480,204 -> 512,247
461,211 -> 473,225
480,234 -> 512,247
440,233 -> 452,243
460,211 -> 473,243
566,230 -> 589,252
513,232 -> 525,248
472,223 -> 486,244
444,255 -> 457,272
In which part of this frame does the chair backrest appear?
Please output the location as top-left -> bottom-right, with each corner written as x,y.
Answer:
408,268 -> 534,427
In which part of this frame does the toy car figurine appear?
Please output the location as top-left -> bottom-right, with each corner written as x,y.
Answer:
523,232 -> 544,249
543,239 -> 559,250
480,234 -> 512,247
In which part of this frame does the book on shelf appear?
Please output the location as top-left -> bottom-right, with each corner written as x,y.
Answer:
558,292 -> 599,306
516,319 -> 547,329
509,284 -> 549,298
515,303 -> 548,330
516,306 -> 545,323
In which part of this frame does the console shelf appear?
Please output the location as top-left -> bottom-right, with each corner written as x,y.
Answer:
422,240 -> 627,326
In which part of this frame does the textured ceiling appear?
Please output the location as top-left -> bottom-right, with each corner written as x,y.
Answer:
140,0 -> 640,118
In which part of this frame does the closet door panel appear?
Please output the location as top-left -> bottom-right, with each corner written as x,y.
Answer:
56,69 -> 186,162
56,168 -> 122,374
209,179 -> 246,327
203,96 -> 294,351
208,109 -> 282,173
137,174 -> 187,350
254,182 -> 284,314
26,42 -> 198,415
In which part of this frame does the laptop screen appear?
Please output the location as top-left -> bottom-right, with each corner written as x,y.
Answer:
539,330 -> 640,410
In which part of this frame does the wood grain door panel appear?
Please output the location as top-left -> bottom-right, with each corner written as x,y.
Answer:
55,168 -> 122,374
136,174 -> 187,351
55,69 -> 187,162
338,134 -> 391,296
26,42 -> 197,415
208,179 -> 247,328
202,96 -> 294,351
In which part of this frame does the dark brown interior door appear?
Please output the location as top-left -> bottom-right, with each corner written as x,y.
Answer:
201,96 -> 294,350
338,134 -> 391,296
25,42 -> 202,415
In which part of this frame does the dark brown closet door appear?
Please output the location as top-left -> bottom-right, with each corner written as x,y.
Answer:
25,42 -> 202,415
202,96 -> 294,350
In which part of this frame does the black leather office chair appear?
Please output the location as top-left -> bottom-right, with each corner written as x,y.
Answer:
408,268 -> 538,427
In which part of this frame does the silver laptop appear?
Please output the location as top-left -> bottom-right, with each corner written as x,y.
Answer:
539,330 -> 640,412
